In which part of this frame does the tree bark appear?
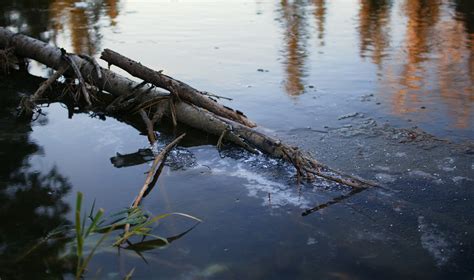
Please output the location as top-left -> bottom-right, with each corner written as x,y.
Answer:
101,49 -> 256,128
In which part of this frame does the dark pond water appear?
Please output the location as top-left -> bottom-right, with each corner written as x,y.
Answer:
0,0 -> 473,279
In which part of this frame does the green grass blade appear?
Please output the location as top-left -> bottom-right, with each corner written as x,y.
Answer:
75,192 -> 84,278
75,192 -> 83,260
81,209 -> 87,235
144,212 -> 202,227
88,198 -> 96,220
76,226 -> 115,280
85,208 -> 104,238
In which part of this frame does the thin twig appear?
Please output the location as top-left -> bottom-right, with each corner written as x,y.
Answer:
217,129 -> 227,150
31,65 -> 69,103
133,133 -> 186,207
79,54 -> 102,80
138,109 -> 157,144
122,133 -> 186,241
131,96 -> 169,114
19,65 -> 69,116
301,188 -> 365,216
200,91 -> 233,101
62,50 -> 92,106
169,98 -> 178,127
143,152 -> 170,199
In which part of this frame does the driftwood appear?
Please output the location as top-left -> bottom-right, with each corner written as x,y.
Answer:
132,133 -> 186,208
101,49 -> 256,128
123,133 -> 186,243
0,27 -> 375,189
18,65 -> 69,116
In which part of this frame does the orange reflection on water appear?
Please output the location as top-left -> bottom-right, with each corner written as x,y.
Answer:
436,15 -> 473,129
49,0 -> 120,55
280,0 -> 306,96
313,0 -> 326,46
363,0 -> 473,130
358,0 -> 391,67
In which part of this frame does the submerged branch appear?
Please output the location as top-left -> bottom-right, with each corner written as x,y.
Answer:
301,188 -> 365,216
123,133 -> 186,243
132,133 -> 186,208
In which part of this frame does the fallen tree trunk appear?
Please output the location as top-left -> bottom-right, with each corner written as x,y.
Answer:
101,49 -> 256,128
0,27 -> 375,189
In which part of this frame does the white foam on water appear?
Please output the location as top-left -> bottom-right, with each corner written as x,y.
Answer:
199,158 -> 310,209
375,173 -> 397,183
417,216 -> 454,267
437,157 -> 456,172
409,170 -> 436,180
452,176 -> 472,183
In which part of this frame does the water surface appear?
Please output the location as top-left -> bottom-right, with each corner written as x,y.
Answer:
0,0 -> 473,279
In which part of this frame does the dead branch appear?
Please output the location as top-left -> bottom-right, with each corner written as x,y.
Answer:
133,133 -> 185,208
0,47 -> 18,74
217,129 -> 228,150
79,54 -> 102,80
138,109 -> 157,144
61,49 -> 92,106
19,65 -> 69,117
123,133 -> 186,242
301,188 -> 364,216
100,49 -> 256,128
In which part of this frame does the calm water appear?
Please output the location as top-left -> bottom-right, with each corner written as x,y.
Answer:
0,0 -> 473,279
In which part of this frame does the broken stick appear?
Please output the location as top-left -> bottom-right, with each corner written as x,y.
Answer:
100,48 -> 256,128
123,133 -> 186,242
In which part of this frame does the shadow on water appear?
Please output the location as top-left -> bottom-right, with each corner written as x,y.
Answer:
0,72 -> 73,279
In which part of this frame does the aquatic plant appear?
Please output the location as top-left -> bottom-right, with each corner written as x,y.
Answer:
21,191 -> 201,279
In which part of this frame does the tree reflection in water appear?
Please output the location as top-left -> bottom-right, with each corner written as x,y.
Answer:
357,0 -> 473,130
0,0 -> 120,55
0,72 -> 73,279
278,0 -> 310,96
